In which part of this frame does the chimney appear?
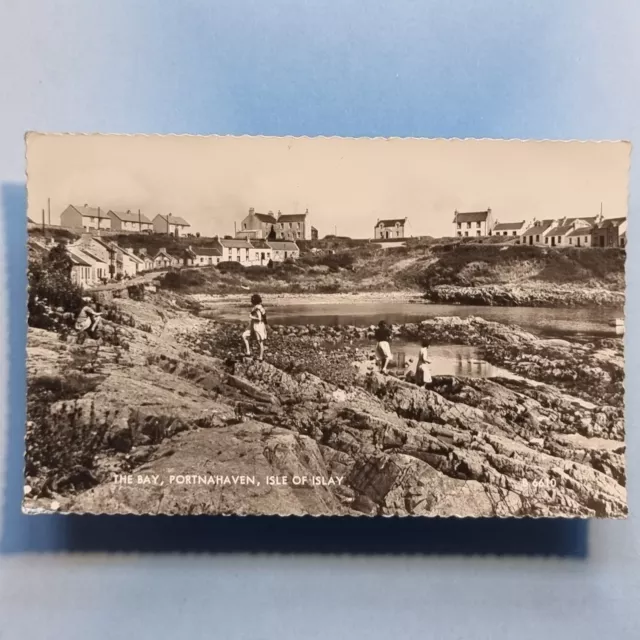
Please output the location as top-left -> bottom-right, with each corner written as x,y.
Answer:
305,208 -> 309,214
249,207 -> 255,214
127,209 -> 131,214
84,203 -> 88,207
139,248 -> 146,256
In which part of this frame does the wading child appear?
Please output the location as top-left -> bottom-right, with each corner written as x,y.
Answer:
415,338 -> 432,387
374,320 -> 393,373
242,293 -> 268,361
75,297 -> 102,343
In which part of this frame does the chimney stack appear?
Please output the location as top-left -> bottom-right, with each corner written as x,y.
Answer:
249,207 -> 255,214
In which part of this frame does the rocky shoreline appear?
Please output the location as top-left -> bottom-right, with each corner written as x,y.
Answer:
423,284 -> 625,308
24,305 -> 626,518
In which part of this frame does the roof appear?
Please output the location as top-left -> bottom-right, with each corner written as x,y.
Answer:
547,224 -> 575,236
155,214 -> 190,226
522,221 -> 554,236
250,239 -> 271,249
493,221 -> 526,231
153,248 -> 180,259
218,238 -> 253,249
121,248 -> 144,262
70,205 -> 108,219
594,217 -> 626,229
70,247 -> 107,265
190,246 -> 222,257
253,212 -> 277,223
377,218 -> 407,227
565,216 -> 598,225
108,210 -> 152,224
268,241 -> 299,251
454,210 -> 490,223
68,251 -> 92,267
278,214 -> 307,223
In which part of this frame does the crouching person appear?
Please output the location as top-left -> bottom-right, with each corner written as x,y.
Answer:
374,320 -> 393,373
75,297 -> 102,343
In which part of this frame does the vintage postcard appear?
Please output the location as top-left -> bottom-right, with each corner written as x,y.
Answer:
24,133 -> 628,517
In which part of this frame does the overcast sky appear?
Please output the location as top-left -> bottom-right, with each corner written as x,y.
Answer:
27,133 -> 629,238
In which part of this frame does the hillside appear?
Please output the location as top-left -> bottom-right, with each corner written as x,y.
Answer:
155,241 -> 625,307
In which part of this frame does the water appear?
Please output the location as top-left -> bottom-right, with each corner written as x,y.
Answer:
206,300 -> 621,338
359,343 -> 520,380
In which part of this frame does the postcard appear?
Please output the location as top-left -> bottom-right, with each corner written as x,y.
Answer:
24,133 -> 628,517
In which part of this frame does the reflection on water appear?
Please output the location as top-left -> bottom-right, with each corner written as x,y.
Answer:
206,301 -> 620,338
387,343 -> 519,379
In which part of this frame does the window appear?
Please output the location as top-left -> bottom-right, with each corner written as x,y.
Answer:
217,258 -> 221,263
464,231 -> 469,237
476,222 -> 481,228
457,223 -> 461,229
558,237 -> 562,244
569,238 -> 573,244
457,231 -> 462,237
536,235 -> 540,242
288,223 -> 292,228
243,223 -> 247,229
236,256 -> 240,261
512,231 -> 517,236
284,251 -> 288,258
476,230 -> 481,236
467,222 -> 471,229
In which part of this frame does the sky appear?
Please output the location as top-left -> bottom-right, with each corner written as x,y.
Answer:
26,134 -> 629,238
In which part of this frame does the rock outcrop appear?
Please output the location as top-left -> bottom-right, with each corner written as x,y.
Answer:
423,283 -> 624,308
24,303 -> 626,518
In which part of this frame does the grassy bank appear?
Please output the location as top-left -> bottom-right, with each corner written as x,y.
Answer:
156,241 -> 625,304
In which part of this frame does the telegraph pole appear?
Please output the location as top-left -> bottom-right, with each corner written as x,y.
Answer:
47,197 -> 51,227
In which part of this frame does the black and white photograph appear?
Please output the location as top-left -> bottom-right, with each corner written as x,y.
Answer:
24,133 -> 628,517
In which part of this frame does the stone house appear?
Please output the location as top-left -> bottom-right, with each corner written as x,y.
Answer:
453,209 -> 493,237
237,208 -> 278,240
267,240 -> 300,262
152,214 -> 191,237
590,217 -> 627,248
185,246 -> 223,266
216,237 -> 254,264
60,204 -> 112,231
374,218 -> 407,240
108,209 -> 153,232
490,220 -> 529,241
276,210 -> 311,241
521,220 -> 555,245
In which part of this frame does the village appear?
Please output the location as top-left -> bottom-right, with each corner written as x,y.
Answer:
27,202 -> 628,289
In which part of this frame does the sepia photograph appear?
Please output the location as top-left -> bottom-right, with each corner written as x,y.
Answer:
24,133 -> 628,517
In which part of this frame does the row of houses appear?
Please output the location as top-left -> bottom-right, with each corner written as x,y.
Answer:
59,205 -> 192,236
29,234 -> 301,288
453,209 -> 627,247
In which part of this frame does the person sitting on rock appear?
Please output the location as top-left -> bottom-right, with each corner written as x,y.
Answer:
374,320 -> 393,373
242,293 -> 268,361
415,338 -> 433,387
75,297 -> 102,343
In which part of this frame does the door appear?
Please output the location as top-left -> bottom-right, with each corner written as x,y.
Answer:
599,236 -> 605,248
551,237 -> 555,247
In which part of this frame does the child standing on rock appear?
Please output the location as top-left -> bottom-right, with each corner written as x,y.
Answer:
415,338 -> 433,387
242,293 -> 268,361
374,320 -> 393,373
